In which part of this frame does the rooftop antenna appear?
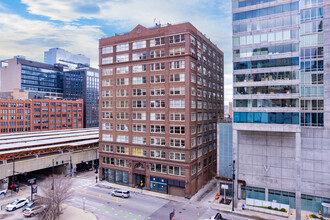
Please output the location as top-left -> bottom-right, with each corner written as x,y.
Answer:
153,18 -> 157,25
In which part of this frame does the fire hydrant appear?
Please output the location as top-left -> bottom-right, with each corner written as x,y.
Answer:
215,192 -> 219,200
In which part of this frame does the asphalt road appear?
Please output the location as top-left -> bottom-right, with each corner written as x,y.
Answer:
67,177 -> 251,220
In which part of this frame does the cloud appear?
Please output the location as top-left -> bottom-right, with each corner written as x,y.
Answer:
15,0 -> 234,100
0,12 -> 104,67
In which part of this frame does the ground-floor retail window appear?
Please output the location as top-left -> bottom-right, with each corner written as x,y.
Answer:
102,168 -> 129,184
241,185 -> 265,200
150,176 -> 167,193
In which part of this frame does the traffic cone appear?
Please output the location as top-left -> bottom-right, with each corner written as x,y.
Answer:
215,192 -> 219,200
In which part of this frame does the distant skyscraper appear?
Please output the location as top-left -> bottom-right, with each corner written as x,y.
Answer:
0,57 -> 64,99
44,48 -> 90,71
64,67 -> 99,128
232,0 -> 330,216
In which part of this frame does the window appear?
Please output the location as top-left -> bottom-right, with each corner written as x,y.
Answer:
132,52 -> 147,60
169,152 -> 185,161
150,63 -> 165,71
150,50 -> 165,58
191,151 -> 196,161
150,137 -> 166,146
132,76 -> 146,85
102,123 -> 113,130
116,135 -> 129,143
116,54 -> 129,62
102,90 -> 113,97
169,47 -> 185,56
132,40 -> 146,49
116,112 -> 129,120
102,68 -> 113,76
150,75 -> 165,83
191,112 -> 196,121
116,123 -> 129,131
133,136 -> 146,144
132,124 -> 146,132
150,113 -> 165,121
170,87 -> 185,95
102,134 -> 113,141
170,139 -> 185,148
150,100 -> 165,108
150,150 -> 166,159
150,125 -> 166,134
102,144 -> 113,152
102,112 -> 113,119
170,74 -> 185,82
169,34 -> 185,43
133,64 -> 147,73
132,100 -> 146,108
116,89 -> 129,97
116,66 -> 129,74
170,61 -> 185,69
170,100 -> 185,108
150,37 -> 165,47
133,88 -> 146,96
116,43 -> 129,52
116,101 -> 129,108
132,148 -> 146,157
191,165 -> 196,175
170,126 -> 185,134
168,166 -> 185,176
150,88 -> 165,96
190,35 -> 196,45
116,146 -> 129,154
102,101 -> 113,108
116,78 -> 129,85
170,113 -> 185,121
102,46 -> 113,54
150,163 -> 168,173
102,57 -> 113,64
132,112 -> 146,120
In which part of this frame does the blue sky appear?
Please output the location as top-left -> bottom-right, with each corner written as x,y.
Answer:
0,0 -> 233,103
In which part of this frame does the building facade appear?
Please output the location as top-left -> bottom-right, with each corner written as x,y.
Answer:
0,99 -> 83,133
99,23 -> 224,196
64,67 -> 99,128
44,48 -> 90,71
232,0 -> 330,215
0,57 -> 64,99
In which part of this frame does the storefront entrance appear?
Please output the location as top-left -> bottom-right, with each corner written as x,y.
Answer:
133,174 -> 145,188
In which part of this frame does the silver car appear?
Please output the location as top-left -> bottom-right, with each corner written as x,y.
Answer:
6,198 -> 29,211
111,190 -> 130,198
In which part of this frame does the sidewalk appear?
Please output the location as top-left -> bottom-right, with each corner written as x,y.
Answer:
97,181 -> 188,203
60,204 -> 97,220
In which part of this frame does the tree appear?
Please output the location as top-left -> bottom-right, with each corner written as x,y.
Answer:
38,175 -> 74,220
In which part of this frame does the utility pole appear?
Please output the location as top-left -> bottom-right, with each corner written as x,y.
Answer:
12,157 -> 15,197
232,160 -> 235,212
52,159 -> 55,208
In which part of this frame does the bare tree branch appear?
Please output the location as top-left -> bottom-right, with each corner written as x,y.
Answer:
38,175 -> 74,220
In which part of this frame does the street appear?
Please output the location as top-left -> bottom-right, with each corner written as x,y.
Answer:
68,173 -> 252,220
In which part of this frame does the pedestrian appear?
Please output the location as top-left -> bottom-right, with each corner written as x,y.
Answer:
242,204 -> 245,210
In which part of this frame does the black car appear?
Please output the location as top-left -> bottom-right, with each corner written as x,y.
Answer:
211,213 -> 223,220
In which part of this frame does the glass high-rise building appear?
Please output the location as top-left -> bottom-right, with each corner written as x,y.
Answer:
232,0 -> 330,216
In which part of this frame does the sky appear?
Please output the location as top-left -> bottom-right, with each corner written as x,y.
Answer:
0,0 -> 233,104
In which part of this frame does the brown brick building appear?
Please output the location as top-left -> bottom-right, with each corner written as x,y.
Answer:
99,22 -> 224,196
0,99 -> 83,133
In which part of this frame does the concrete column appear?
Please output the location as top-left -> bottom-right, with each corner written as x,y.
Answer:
265,187 -> 269,201
233,129 -> 239,208
295,132 -> 301,220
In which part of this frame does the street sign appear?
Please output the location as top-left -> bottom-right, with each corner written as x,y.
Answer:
32,185 -> 37,194
221,184 -> 228,190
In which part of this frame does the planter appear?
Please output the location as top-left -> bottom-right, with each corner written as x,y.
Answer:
246,205 -> 289,218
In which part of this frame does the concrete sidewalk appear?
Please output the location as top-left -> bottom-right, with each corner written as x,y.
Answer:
60,204 -> 97,220
97,181 -> 188,203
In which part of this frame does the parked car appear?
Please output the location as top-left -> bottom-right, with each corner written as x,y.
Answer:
22,200 -> 37,212
23,205 -> 44,217
111,190 -> 130,198
0,188 -> 7,196
210,213 -> 223,220
6,198 -> 29,211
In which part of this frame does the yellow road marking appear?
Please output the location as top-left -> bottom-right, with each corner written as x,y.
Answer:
99,194 -> 102,198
